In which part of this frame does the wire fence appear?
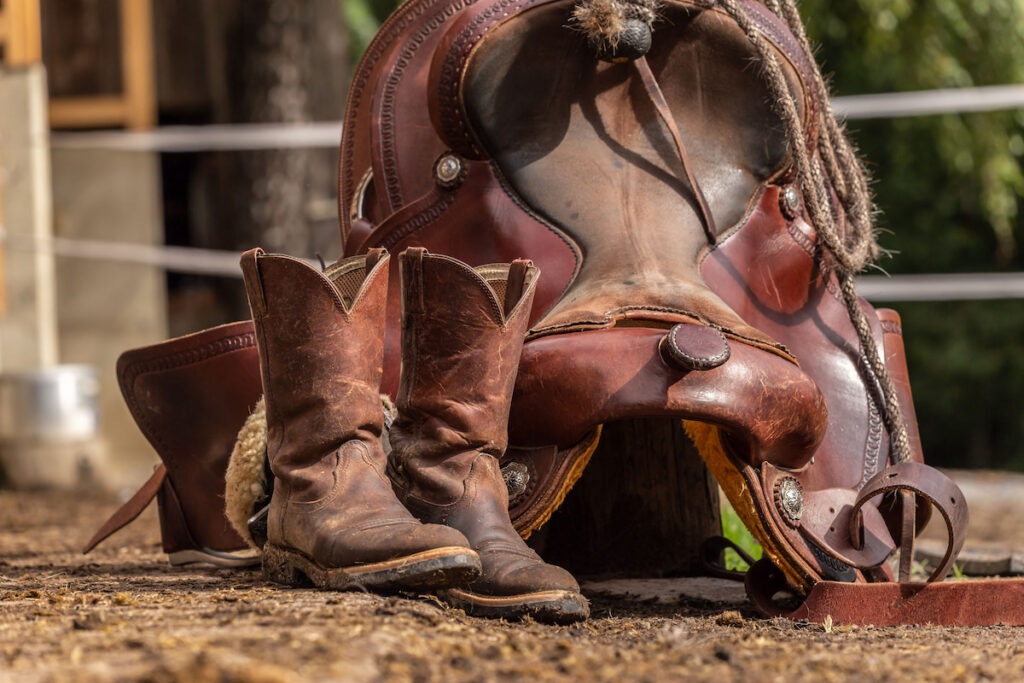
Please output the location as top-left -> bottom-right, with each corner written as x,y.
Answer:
13,83 -> 1024,301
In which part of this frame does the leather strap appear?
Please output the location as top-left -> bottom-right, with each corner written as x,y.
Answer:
850,462 -> 968,583
504,259 -> 531,316
239,248 -> 267,316
744,557 -> 795,618
754,573 -> 1024,626
82,464 -> 167,554
700,535 -> 757,582
359,185 -> 449,253
364,247 -> 387,274
634,55 -> 719,245
401,247 -> 427,315
897,489 -> 916,583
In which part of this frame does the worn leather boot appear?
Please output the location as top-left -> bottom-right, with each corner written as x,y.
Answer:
240,247 -> 481,592
388,248 -> 589,623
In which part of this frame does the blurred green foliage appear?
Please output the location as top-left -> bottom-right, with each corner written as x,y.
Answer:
342,0 -> 402,62
802,1 -> 1024,470
721,499 -> 764,572
339,0 -> 1024,469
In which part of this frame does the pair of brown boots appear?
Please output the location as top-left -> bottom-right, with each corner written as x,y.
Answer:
240,246 -> 588,623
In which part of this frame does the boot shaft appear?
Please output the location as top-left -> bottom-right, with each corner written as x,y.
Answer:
391,249 -> 539,502
240,248 -> 389,480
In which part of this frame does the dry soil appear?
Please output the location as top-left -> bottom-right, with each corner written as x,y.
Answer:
2,485 -> 1024,682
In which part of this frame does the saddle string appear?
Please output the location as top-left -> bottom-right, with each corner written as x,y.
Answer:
713,0 -> 913,466
633,55 -> 719,245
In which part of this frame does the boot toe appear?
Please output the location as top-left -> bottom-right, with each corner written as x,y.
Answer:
417,522 -> 473,552
447,552 -> 589,624
475,552 -> 580,596
319,522 -> 472,567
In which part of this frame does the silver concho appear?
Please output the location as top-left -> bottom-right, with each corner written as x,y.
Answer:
501,461 -> 530,499
776,477 -> 804,523
434,154 -> 464,188
780,185 -> 801,219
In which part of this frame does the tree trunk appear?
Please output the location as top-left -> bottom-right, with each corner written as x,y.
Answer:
178,0 -> 349,327
532,418 -> 721,578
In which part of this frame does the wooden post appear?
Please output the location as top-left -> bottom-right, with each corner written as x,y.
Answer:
0,64 -> 59,370
2,0 -> 42,67
533,418 -> 721,577
46,0 -> 156,130
120,0 -> 156,130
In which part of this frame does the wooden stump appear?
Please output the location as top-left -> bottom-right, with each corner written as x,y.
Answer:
531,418 -> 721,578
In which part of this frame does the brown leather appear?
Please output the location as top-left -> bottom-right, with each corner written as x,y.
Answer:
850,462 -> 968,583
89,321 -> 263,558
509,326 -> 826,468
459,0 -> 802,349
877,308 -> 925,464
746,559 -> 1024,626
338,0 -> 836,537
240,248 -> 474,579
698,185 -> 966,591
83,464 -> 167,554
359,162 -> 581,397
388,249 -> 587,617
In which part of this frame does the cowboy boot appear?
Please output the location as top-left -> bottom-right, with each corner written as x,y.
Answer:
240,247 -> 481,592
388,248 -> 589,623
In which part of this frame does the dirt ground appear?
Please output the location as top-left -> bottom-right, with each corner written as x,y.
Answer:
3,480 -> 1024,682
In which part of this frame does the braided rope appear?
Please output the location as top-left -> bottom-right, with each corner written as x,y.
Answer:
713,0 -> 912,464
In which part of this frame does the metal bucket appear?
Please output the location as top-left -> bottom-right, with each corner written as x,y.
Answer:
0,364 -> 105,489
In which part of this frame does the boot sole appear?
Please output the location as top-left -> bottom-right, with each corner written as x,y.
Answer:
441,587 -> 590,624
262,544 -> 482,592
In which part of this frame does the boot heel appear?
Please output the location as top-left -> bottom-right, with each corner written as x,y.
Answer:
262,545 -> 309,586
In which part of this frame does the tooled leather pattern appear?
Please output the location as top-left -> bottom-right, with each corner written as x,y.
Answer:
374,190 -> 458,251
786,218 -> 816,256
379,0 -> 483,210
861,397 -> 883,487
435,0 -> 545,158
880,319 -> 902,336
820,274 -> 891,471
735,0 -> 821,151
118,330 -> 257,462
340,0 -> 469,238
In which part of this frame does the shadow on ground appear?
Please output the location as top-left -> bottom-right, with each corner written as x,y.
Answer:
2,486 -> 1024,681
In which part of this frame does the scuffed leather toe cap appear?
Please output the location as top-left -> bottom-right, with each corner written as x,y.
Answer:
473,549 -> 581,597
316,521 -> 472,567
418,522 -> 473,552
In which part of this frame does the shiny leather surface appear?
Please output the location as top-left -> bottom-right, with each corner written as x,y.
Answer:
508,326 -> 826,469
115,321 -> 262,554
462,1 -> 801,348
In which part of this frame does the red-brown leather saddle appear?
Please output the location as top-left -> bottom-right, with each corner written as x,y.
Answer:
87,0 -> 1024,624
338,0 -> 961,592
